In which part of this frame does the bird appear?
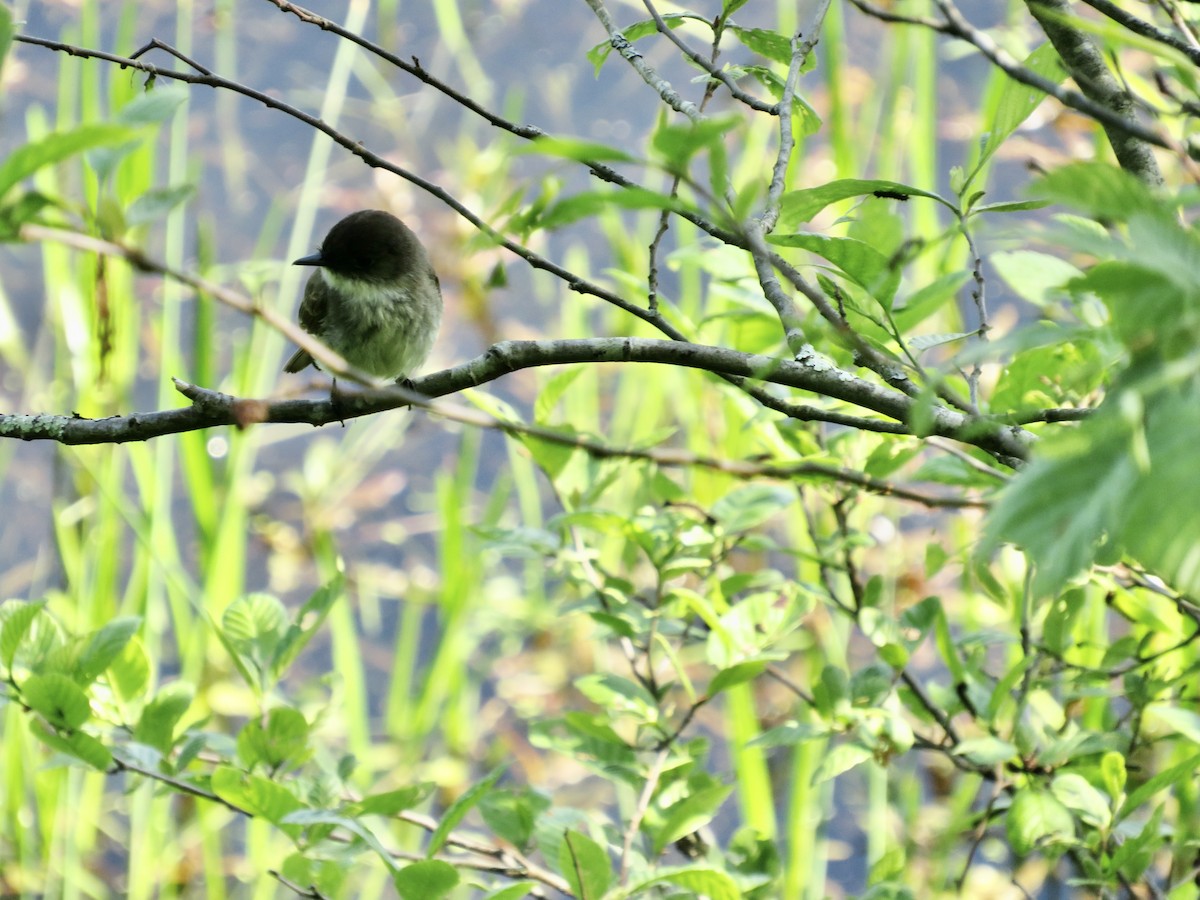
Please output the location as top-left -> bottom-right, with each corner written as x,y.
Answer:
283,209 -> 442,383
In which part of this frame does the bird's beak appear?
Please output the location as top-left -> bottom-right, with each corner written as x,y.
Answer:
292,251 -> 325,267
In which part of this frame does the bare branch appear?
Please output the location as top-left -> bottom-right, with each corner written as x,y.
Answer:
583,0 -> 705,121
640,0 -> 776,114
0,332 -> 1031,466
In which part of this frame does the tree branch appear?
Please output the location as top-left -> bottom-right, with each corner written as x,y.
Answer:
0,335 -> 1032,464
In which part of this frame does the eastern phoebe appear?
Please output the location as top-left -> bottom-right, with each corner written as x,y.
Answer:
283,209 -> 443,383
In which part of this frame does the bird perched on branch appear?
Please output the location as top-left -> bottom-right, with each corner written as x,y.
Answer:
284,209 -> 442,383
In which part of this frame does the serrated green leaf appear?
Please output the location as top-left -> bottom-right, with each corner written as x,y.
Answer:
76,616 -> 141,684
1052,773 -> 1111,829
1006,788 -> 1074,856
1100,751 -> 1126,802
0,599 -> 49,669
779,179 -> 950,228
952,736 -> 1018,766
587,14 -> 694,73
126,184 -> 195,227
428,765 -> 506,856
814,742 -> 872,782
519,136 -> 636,164
134,683 -> 193,754
271,577 -> 342,681
651,115 -> 741,175
971,199 -> 1053,215
727,25 -> 793,64
537,186 -> 691,230
107,634 -> 150,702
22,672 -> 90,729
711,485 -> 794,532
535,366 -> 587,423
653,783 -> 734,854
576,674 -> 658,720
237,707 -> 311,771
480,788 -> 550,850
283,808 -> 395,868
1034,161 -> 1165,222
624,866 -> 741,900
909,332 -> 974,352
349,784 -> 434,817
117,84 -> 189,127
708,660 -> 767,697
31,720 -> 112,770
394,860 -> 458,900
483,884 -> 539,900
977,44 -> 1064,173
212,765 -> 304,826
559,829 -> 613,900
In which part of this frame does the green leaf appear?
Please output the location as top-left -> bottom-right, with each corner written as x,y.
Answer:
814,742 -> 872,782
534,366 -> 587,423
224,592 -> 287,648
116,84 -> 189,127
211,765 -> 304,826
76,616 -> 141,684
623,867 -> 741,900
1051,773 -> 1111,829
708,660 -> 768,697
31,720 -> 112,770
480,788 -> 550,850
1118,753 -> 1200,821
348,784 -> 435,817
653,783 -> 734,854
767,232 -> 901,308
977,44 -> 1064,174
711,484 -> 794,532
990,250 -> 1081,308
727,25 -> 793,64
219,592 -> 287,690
559,829 -> 613,900
428,765 -> 506,856
483,885 -> 539,900
575,674 -> 658,721
0,3 -> 13,82
951,737 -> 1017,767
126,184 -> 196,227
107,635 -> 150,702
0,599 -> 49,670
586,14 -> 694,73
236,706 -> 311,771
1100,751 -> 1126,802
1034,161 -> 1165,222
271,577 -> 342,680
651,115 -> 742,175
813,665 -> 849,717
282,808 -> 396,869
1006,788 -> 1074,856
536,186 -> 691,230
519,136 -> 636,164
22,672 -> 91,729
133,683 -> 193,754
394,860 -> 458,900
0,124 -> 137,203
779,179 -> 950,229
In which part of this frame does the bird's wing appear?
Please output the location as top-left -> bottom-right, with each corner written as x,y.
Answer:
282,273 -> 330,373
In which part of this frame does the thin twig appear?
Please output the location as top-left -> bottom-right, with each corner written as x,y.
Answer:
619,747 -> 670,883
583,0 -> 704,121
640,0 -> 776,113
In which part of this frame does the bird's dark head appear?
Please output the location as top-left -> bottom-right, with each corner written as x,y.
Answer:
293,209 -> 423,284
